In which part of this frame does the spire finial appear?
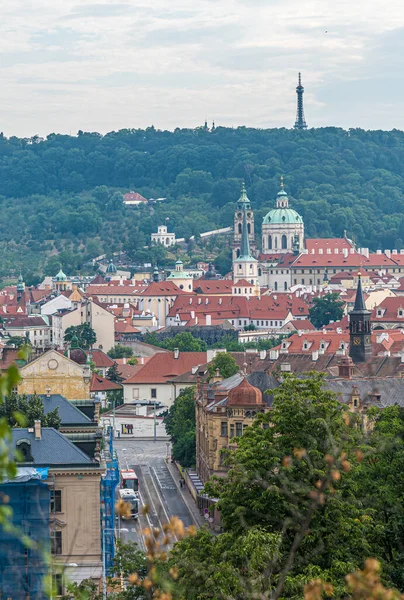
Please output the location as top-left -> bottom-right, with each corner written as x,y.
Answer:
280,175 -> 284,189
298,72 -> 302,86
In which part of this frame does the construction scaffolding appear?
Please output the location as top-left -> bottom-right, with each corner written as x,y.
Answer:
100,429 -> 119,574
0,475 -> 50,599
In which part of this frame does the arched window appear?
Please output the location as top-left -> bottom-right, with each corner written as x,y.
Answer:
258,268 -> 262,276
284,281 -> 287,291
291,237 -> 294,248
274,281 -> 278,291
268,235 -> 272,250
238,223 -> 242,234
274,237 -> 278,249
282,235 -> 287,249
236,249 -> 240,257
247,223 -> 251,234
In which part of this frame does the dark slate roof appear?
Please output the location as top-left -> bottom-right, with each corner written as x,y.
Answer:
37,394 -> 92,425
12,428 -> 93,466
247,371 -> 280,406
325,378 -> 404,408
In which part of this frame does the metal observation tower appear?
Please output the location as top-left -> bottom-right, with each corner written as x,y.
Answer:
294,72 -> 307,129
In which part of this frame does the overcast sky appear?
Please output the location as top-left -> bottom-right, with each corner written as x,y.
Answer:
1,0 -> 404,137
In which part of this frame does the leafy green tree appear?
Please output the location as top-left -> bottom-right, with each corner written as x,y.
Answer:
208,352 -> 239,380
309,293 -> 344,328
0,392 -> 61,429
108,345 -> 134,359
64,323 -> 96,349
6,336 -> 31,348
106,362 -> 124,383
165,387 -> 196,467
162,332 -> 207,353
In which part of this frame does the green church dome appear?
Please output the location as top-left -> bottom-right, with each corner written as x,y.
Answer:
55,267 -> 67,281
262,207 -> 303,225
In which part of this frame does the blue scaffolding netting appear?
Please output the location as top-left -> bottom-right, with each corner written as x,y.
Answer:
100,429 -> 119,573
0,472 -> 50,600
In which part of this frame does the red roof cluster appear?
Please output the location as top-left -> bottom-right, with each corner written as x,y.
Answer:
123,351 -> 207,384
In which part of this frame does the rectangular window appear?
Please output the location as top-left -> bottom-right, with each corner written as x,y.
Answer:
230,424 -> 235,438
51,531 -> 62,555
294,279 -> 297,285
309,279 -> 313,285
236,422 -> 243,437
50,490 -> 62,513
132,388 -> 139,399
151,389 -> 157,399
53,574 -> 63,597
221,422 -> 228,436
301,279 -> 304,285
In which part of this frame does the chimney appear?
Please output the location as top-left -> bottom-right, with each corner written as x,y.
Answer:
269,349 -> 279,360
140,357 -> 144,365
312,350 -> 319,361
189,297 -> 193,305
298,330 -> 303,337
218,298 -> 222,305
205,298 -> 209,305
174,348 -> 180,359
260,349 -> 267,360
342,248 -> 348,258
206,314 -> 211,326
123,357 -> 127,364
385,249 -> 391,258
191,310 -> 195,319
34,420 -> 41,440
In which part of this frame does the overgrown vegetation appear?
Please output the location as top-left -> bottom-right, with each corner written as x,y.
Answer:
3,127 -> 404,277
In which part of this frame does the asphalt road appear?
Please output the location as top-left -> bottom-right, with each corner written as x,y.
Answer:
114,440 -> 195,550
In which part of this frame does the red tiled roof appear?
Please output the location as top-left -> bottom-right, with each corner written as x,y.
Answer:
289,319 -> 316,331
86,349 -> 115,368
140,281 -> 191,297
123,192 -> 148,203
114,320 -> 140,334
86,285 -> 139,296
3,316 -> 48,327
232,279 -> 254,287
305,238 -> 353,252
372,296 -> 404,322
123,351 -> 207,384
90,372 -> 122,392
194,280 -> 234,294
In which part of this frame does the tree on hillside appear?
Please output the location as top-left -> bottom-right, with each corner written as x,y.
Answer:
309,293 -> 344,328
0,392 -> 61,429
162,332 -> 207,353
165,387 -> 196,467
64,323 -> 96,349
208,352 -> 239,380
108,345 -> 133,359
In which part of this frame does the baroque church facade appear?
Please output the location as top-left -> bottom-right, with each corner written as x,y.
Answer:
232,179 -> 305,293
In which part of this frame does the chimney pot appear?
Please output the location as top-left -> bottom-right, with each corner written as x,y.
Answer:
174,348 -> 179,359
34,420 -> 41,440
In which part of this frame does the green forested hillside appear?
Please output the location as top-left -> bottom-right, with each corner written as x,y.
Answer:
1,126 -> 404,278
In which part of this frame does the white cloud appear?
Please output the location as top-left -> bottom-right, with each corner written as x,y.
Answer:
1,0 -> 404,135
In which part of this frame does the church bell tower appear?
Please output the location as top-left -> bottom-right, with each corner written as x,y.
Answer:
232,182 -> 257,260
349,273 -> 372,363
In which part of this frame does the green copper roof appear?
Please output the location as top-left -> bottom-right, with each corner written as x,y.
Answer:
106,259 -> 117,274
237,205 -> 257,263
263,207 -> 303,225
55,267 -> 67,281
237,182 -> 251,210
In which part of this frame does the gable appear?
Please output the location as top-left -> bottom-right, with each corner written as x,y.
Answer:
20,349 -> 86,378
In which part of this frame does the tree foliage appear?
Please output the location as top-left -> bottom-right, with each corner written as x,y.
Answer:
0,392 -> 61,429
108,345 -> 134,359
208,352 -> 239,380
64,323 -> 96,349
165,387 -> 196,468
309,293 -> 345,328
3,127 -> 404,276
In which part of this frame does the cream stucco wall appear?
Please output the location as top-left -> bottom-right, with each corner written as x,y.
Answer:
51,469 -> 102,581
18,350 -> 91,400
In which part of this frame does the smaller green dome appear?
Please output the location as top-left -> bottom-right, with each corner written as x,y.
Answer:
106,259 -> 117,274
263,208 -> 303,225
55,267 -> 67,281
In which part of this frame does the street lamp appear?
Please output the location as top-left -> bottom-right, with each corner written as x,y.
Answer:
102,527 -> 128,600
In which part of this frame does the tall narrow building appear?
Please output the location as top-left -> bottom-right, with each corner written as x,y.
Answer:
232,182 -> 257,260
233,205 -> 259,296
349,273 -> 372,363
294,72 -> 308,130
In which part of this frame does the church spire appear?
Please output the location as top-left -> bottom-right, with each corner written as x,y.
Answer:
349,273 -> 372,363
237,181 -> 251,209
239,206 -> 252,259
353,271 -> 366,312
294,72 -> 307,129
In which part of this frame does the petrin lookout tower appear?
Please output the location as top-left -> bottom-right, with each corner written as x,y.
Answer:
294,72 -> 307,129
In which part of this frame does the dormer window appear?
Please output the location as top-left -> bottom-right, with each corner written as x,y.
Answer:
303,342 -> 309,350
399,309 -> 404,318
377,310 -> 383,317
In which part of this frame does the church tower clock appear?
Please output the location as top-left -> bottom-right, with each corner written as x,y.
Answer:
349,273 -> 372,363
